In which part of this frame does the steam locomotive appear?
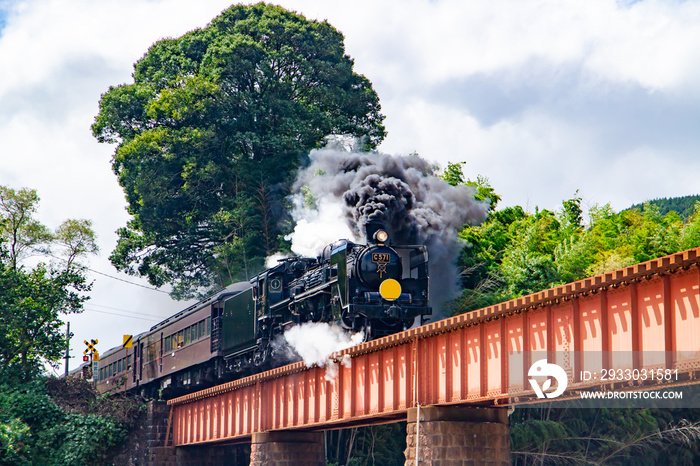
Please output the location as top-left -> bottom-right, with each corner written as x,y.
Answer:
90,222 -> 431,398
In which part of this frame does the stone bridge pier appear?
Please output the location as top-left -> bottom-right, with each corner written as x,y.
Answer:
405,406 -> 511,465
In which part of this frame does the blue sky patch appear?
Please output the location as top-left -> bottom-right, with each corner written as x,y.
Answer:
0,1 -> 9,35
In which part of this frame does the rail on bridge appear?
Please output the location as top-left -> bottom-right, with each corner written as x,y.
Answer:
167,247 -> 700,447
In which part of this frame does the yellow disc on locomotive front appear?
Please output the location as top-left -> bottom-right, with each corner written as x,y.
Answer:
379,278 -> 402,301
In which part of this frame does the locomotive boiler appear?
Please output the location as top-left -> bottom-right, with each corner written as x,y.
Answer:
92,222 -> 431,398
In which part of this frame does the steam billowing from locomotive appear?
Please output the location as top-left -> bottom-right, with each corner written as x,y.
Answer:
287,148 -> 489,308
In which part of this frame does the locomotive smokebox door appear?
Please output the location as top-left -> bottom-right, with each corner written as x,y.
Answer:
357,246 -> 402,289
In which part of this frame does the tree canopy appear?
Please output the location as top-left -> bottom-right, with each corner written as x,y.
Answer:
628,194 -> 700,220
452,190 -> 700,314
0,185 -> 94,383
92,2 -> 386,298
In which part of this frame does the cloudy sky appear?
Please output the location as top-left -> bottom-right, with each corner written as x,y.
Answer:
1,0 -> 699,373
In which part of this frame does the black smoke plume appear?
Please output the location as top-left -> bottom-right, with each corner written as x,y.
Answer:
288,148 -> 489,312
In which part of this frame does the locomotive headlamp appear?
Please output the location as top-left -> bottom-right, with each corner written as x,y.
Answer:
374,230 -> 389,243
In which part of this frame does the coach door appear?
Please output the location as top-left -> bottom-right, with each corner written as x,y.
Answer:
139,342 -> 144,381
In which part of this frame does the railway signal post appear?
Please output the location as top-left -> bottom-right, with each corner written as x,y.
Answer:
82,339 -> 99,380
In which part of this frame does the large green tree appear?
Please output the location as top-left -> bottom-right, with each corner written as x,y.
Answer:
0,264 -> 89,383
0,185 -> 95,383
92,2 -> 386,298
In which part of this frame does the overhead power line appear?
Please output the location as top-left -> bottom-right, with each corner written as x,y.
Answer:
87,302 -> 171,320
86,267 -> 171,294
25,246 -> 171,294
82,307 -> 161,322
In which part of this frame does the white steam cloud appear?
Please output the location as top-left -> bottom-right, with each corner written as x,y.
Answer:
286,196 -> 356,257
283,322 -> 364,379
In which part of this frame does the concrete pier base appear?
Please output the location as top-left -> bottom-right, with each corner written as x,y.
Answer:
250,431 -> 325,466
405,406 -> 511,465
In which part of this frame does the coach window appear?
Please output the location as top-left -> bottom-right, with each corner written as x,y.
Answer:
191,325 -> 197,342
177,331 -> 184,348
198,321 -> 205,338
207,317 -> 211,335
127,355 -> 132,370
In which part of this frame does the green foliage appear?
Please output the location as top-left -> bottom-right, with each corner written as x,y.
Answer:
0,184 -> 95,384
0,379 -> 135,465
325,424 -> 406,466
0,186 -> 53,270
441,161 -> 501,212
0,262 -> 90,384
440,161 -> 467,187
452,197 -> 700,314
49,414 -> 126,466
54,219 -> 99,269
0,418 -> 30,466
511,407 -> 700,465
93,2 -> 386,298
628,194 -> 700,220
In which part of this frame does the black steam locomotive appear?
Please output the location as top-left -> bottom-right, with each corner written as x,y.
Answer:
91,222 -> 431,398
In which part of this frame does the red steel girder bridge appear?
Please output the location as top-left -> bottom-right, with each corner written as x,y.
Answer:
167,247 -> 700,446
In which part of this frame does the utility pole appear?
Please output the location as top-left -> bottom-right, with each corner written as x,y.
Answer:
63,322 -> 72,376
